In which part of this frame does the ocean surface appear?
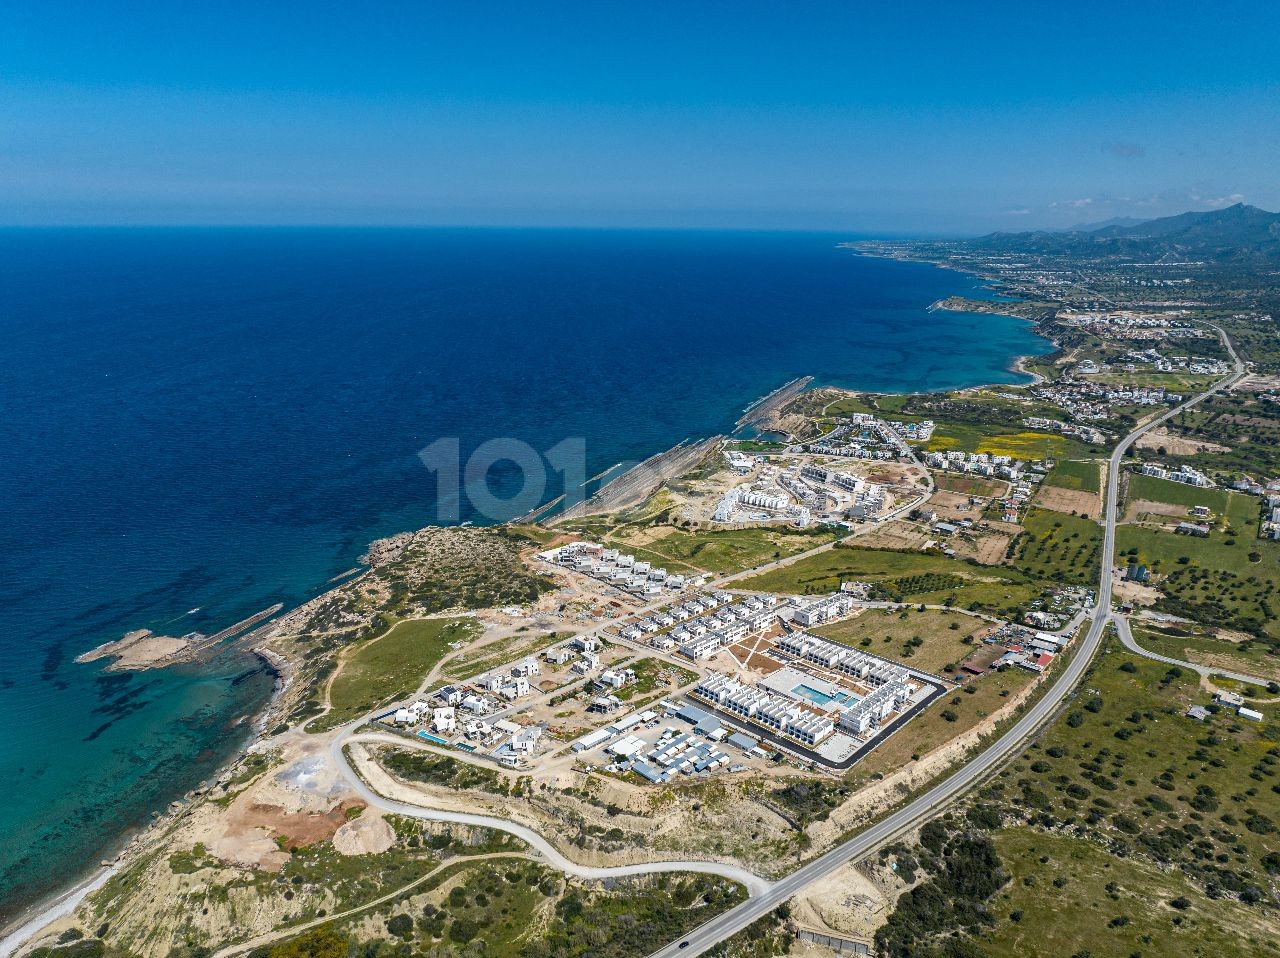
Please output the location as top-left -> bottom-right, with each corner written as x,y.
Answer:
0,228 -> 1051,924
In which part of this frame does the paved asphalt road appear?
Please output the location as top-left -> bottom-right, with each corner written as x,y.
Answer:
330,729 -> 774,897
647,328 -> 1246,958
1113,614 -> 1272,686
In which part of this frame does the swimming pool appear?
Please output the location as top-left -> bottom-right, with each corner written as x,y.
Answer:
417,731 -> 450,745
792,683 -> 855,706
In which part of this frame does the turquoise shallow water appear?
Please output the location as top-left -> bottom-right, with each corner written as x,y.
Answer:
0,228 -> 1051,923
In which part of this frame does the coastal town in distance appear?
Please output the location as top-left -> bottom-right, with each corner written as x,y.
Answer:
11,203 -> 1280,958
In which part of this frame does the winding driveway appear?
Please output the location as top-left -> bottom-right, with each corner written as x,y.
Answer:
329,726 -> 774,897
1113,615 -> 1273,686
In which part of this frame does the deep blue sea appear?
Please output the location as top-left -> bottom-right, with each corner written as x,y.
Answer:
0,228 -> 1050,924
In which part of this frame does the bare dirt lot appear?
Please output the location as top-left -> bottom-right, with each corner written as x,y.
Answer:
1112,579 -> 1162,607
1035,483 -> 1100,517
196,739 -> 366,872
791,861 -> 890,940
944,527 -> 1018,564
332,811 -> 395,855
1235,373 -> 1280,393
1135,426 -> 1230,456
927,490 -> 985,518
1123,498 -> 1190,522
853,520 -> 932,551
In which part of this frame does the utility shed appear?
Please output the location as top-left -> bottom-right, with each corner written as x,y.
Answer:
572,728 -> 612,752
677,704 -> 711,726
632,760 -> 669,784
728,732 -> 759,752
695,715 -> 722,735
1238,707 -> 1264,722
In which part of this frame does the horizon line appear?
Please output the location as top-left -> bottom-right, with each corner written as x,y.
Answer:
0,222 -> 974,239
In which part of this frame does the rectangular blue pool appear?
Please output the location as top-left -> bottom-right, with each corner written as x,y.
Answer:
792,683 -> 854,706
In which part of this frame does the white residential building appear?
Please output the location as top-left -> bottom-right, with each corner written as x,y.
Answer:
431,707 -> 457,734
512,657 -> 541,678
679,635 -> 722,660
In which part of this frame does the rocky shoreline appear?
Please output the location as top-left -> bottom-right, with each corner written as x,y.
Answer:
1,638 -> 294,954
75,629 -> 194,672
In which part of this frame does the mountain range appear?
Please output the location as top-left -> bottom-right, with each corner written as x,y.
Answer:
974,203 -> 1280,265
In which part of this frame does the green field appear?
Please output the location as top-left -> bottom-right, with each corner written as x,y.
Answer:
439,630 -> 562,684
723,438 -> 786,452
258,858 -> 746,958
822,393 -> 914,418
604,525 -> 836,575
737,544 -> 1046,619
812,607 -> 986,673
1125,472 -> 1234,514
1131,623 -> 1280,682
875,637 -> 1280,957
982,829 -> 1280,958
1043,458 -> 1101,493
318,616 -> 479,729
1156,391 -> 1280,477
382,746 -> 508,794
1117,492 -> 1280,638
933,473 -> 1006,498
1091,369 -> 1222,392
1007,507 -> 1102,585
927,423 -> 1092,460
853,665 -> 1034,784
995,640 -> 1278,894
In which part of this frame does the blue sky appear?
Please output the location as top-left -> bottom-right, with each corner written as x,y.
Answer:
4,1 -> 1279,232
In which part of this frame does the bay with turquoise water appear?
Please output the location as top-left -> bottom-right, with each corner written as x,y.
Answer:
0,228 -> 1051,925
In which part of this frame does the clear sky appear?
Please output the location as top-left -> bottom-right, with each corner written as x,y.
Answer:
4,1 -> 1279,233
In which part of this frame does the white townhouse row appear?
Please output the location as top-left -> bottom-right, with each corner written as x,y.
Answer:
740,488 -> 790,511
923,450 -> 1027,481
692,673 -> 835,747
837,681 -> 911,734
618,591 -> 745,641
800,464 -> 866,494
712,487 -> 741,522
797,464 -> 888,521
543,542 -> 687,595
677,609 -> 777,660
1023,417 -> 1105,445
1140,462 -> 1214,487
848,482 -> 888,520
803,441 -> 899,462
791,593 -> 856,627
714,484 -> 812,525
775,632 -> 911,688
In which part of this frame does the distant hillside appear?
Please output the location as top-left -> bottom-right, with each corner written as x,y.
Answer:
1055,215 -> 1149,233
974,203 -> 1280,265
